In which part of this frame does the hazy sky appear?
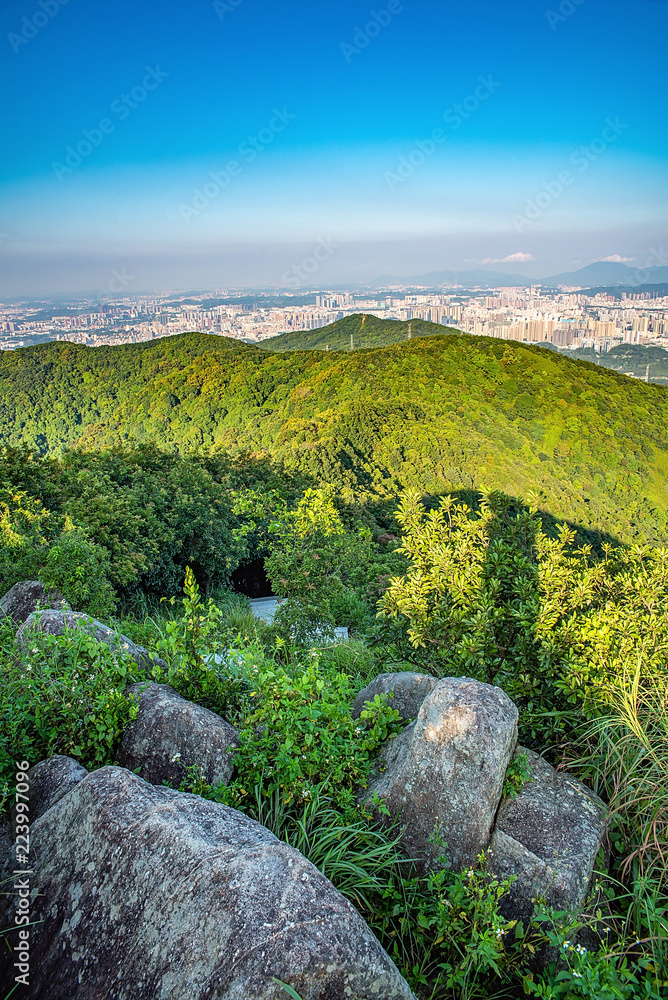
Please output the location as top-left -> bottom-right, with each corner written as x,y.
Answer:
1,0 -> 667,294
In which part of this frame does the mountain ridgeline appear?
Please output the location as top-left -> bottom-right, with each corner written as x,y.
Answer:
1,321 -> 667,543
260,313 -> 461,352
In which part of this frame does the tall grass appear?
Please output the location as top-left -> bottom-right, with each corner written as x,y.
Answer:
243,783 -> 407,911
573,663 -> 668,984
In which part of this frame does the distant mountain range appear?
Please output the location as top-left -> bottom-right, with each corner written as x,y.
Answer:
371,262 -> 668,290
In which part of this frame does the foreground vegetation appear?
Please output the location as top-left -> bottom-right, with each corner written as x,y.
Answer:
2,471 -> 667,998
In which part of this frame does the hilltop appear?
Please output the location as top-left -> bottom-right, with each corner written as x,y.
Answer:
260,313 -> 461,352
1,329 -> 667,543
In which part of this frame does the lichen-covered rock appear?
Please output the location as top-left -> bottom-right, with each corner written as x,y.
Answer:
352,671 -> 439,723
364,676 -> 518,870
116,683 -> 239,788
0,766 -> 416,1000
490,748 -> 607,921
0,581 -> 68,626
29,755 -> 88,821
16,610 -> 166,672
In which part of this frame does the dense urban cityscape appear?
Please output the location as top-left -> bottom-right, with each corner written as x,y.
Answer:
1,283 -> 666,378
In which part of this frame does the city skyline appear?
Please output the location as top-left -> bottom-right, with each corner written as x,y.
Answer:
1,0 -> 667,295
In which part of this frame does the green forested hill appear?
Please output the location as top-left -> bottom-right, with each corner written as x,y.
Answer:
261,313 -> 461,352
2,330 -> 668,543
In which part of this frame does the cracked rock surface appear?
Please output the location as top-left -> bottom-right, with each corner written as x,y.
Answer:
0,764 -> 416,1000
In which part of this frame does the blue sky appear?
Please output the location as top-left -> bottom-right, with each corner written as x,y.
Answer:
0,0 -> 666,293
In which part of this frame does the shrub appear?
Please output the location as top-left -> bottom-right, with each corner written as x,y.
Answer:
379,491 -> 668,751
39,519 -> 116,618
0,489 -> 115,617
217,650 -> 402,813
149,568 -> 251,721
0,618 -> 141,798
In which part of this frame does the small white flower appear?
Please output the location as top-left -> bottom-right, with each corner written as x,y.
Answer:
170,753 -> 182,762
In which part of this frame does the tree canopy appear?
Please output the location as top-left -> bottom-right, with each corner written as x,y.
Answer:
1,327 -> 667,544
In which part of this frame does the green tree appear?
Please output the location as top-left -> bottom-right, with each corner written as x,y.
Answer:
379,490 -> 668,748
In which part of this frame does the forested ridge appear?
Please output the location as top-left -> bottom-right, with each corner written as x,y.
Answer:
260,312 -> 461,351
1,326 -> 667,543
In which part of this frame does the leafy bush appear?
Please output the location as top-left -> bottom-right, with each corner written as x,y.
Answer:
38,520 -> 116,617
217,651 -> 402,812
502,750 -> 533,800
525,903 -> 665,999
0,488 -> 115,616
149,568 -> 251,721
379,490 -> 668,750
0,618 -> 141,797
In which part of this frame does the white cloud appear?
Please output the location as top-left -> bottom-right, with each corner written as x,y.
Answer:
480,252 -> 536,264
598,254 -> 635,263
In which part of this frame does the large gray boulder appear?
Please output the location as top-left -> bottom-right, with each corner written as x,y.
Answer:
364,676 -> 518,871
0,580 -> 68,625
352,671 -> 439,723
29,755 -> 88,821
490,748 -> 607,921
116,683 -> 239,788
0,766 -> 416,1000
16,610 -> 166,672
